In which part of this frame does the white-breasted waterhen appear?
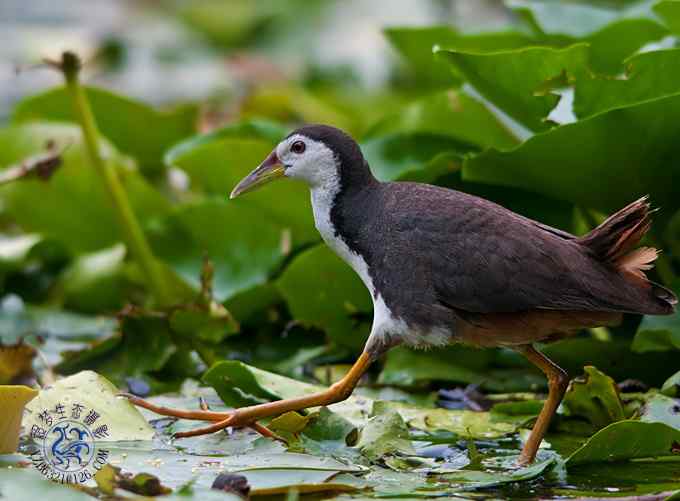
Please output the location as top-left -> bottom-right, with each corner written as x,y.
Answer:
126,124 -> 677,464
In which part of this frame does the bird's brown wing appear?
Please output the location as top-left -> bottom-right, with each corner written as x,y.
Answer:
381,183 -> 662,316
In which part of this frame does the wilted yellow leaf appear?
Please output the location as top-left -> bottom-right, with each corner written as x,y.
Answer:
0,385 -> 38,453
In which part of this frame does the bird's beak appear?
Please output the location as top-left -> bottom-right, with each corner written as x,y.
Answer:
230,150 -> 285,199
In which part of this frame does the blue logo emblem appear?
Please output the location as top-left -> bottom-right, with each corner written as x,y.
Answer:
29,401 -> 110,484
44,419 -> 94,473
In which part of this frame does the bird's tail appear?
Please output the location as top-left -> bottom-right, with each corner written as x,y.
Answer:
577,196 -> 677,313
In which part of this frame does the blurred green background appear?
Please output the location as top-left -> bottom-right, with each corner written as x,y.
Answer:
0,0 -> 679,429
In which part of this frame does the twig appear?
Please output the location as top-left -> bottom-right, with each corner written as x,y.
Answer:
0,140 -> 65,185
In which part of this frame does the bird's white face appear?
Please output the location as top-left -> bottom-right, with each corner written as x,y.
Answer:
277,134 -> 339,188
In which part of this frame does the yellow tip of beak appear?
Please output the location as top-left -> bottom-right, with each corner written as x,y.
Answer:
229,151 -> 284,200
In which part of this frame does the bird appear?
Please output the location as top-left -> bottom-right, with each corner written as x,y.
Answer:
125,124 -> 677,465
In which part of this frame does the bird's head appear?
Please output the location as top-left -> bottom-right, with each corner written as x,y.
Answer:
230,124 -> 372,199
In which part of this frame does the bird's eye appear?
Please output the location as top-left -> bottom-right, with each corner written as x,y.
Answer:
291,141 -> 306,154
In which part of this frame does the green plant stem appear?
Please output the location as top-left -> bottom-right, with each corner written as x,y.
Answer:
60,52 -> 173,307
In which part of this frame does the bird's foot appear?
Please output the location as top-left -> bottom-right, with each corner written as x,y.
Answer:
118,393 -> 286,443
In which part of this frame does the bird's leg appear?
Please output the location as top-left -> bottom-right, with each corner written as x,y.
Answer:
514,344 -> 569,465
122,351 -> 373,439
198,395 -> 287,443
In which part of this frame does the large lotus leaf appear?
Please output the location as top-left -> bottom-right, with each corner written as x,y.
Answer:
12,86 -> 197,173
507,0 -> 657,37
582,18 -> 669,74
277,244 -> 371,350
384,26 -> 533,88
165,120 -> 317,245
562,366 -> 626,429
507,0 -> 667,73
654,0 -> 680,35
365,90 -> 519,151
463,92 -> 680,214
23,370 -> 154,441
566,420 -> 680,466
150,199 -> 292,303
361,133 -> 464,182
0,123 -> 170,254
436,44 -> 590,131
575,49 -> 680,118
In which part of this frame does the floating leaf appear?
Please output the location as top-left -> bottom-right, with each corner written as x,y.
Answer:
23,370 -> 154,441
268,411 -> 312,434
567,420 -> 680,466
562,366 -> 626,430
381,401 -> 522,439
0,467 -> 93,499
202,360 -> 294,408
441,458 -> 556,490
203,360 -> 372,426
639,393 -> 680,430
95,464 -> 172,496
0,304 -> 116,345
357,402 -> 415,462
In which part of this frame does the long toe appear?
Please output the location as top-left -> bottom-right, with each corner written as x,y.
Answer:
118,393 -> 229,422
